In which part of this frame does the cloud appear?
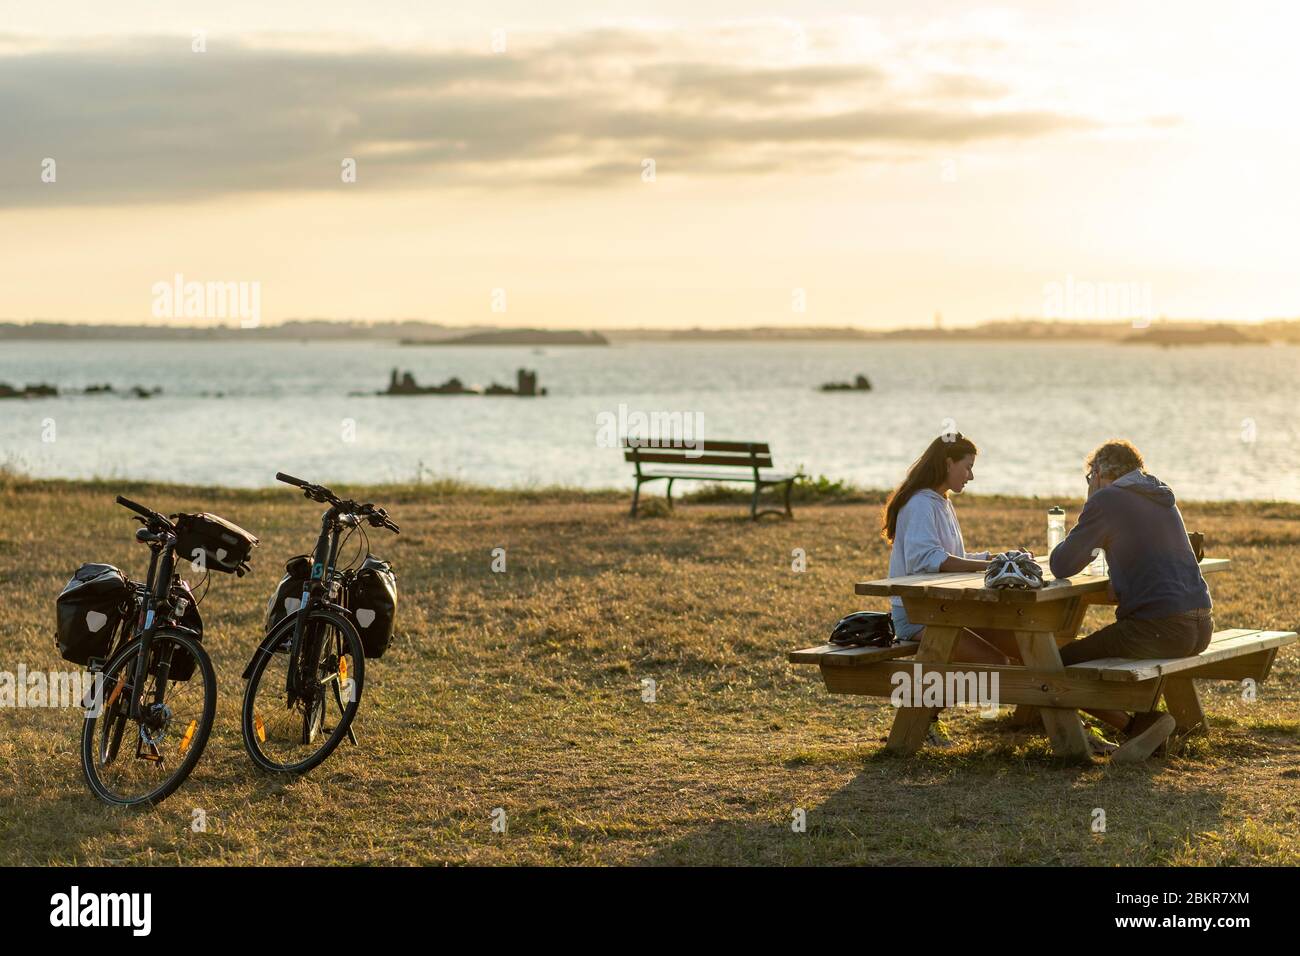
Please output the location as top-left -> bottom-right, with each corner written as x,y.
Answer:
642,62 -> 890,107
0,29 -> 1110,207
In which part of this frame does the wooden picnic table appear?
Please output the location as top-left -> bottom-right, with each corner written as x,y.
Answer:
842,558 -> 1233,759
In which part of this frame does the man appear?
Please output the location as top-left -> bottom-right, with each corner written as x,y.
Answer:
1050,439 -> 1213,761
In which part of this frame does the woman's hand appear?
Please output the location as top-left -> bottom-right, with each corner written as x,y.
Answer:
939,554 -> 994,572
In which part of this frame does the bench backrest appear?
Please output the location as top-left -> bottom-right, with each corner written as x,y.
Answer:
623,440 -> 773,473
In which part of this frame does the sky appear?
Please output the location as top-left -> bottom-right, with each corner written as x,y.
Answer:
2,1 -> 1299,328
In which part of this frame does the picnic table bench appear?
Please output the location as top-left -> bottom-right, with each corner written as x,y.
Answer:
789,558 -> 1297,760
623,439 -> 804,519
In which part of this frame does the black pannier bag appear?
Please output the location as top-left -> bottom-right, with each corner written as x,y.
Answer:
350,556 -> 397,658
56,564 -> 131,664
265,554 -> 311,633
173,512 -> 259,574
158,583 -> 205,682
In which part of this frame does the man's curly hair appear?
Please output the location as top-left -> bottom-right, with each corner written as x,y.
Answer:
1087,439 -> 1145,482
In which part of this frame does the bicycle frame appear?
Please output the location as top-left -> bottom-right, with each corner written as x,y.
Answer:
88,499 -> 201,728
117,533 -> 186,722
285,504 -> 352,706
252,473 -> 396,742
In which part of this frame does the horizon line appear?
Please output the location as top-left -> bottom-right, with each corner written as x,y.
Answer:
3,316 -> 1298,333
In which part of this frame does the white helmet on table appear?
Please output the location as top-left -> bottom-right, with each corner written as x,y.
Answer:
984,550 -> 1044,590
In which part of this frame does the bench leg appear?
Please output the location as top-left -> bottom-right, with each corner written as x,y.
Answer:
1006,608 -> 1088,730
750,481 -> 794,520
1007,705 -> 1041,728
1015,631 -> 1091,760
1053,599 -> 1090,645
666,478 -> 675,510
1162,678 -> 1207,737
630,479 -> 642,518
886,625 -> 960,754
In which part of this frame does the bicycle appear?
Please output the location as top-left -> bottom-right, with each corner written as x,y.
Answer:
76,496 -> 255,805
240,473 -> 399,774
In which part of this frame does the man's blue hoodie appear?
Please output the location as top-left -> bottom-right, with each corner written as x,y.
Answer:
1049,469 -> 1211,620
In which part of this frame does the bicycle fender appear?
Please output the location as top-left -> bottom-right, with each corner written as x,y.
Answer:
240,604 -> 352,679
241,614 -> 297,680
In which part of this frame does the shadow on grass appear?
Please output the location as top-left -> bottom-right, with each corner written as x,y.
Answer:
0,789 -> 158,865
641,720 -> 1232,866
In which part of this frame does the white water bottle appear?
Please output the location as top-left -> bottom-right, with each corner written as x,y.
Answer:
1047,506 -> 1065,557
1087,548 -> 1108,577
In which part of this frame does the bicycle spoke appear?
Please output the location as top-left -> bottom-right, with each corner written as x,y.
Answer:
244,477 -> 392,775
245,615 -> 361,772
75,495 -> 239,807
82,634 -> 214,805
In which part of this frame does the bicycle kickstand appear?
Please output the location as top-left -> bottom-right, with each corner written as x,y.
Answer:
332,680 -> 360,746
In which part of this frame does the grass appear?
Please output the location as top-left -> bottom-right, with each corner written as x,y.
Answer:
1,476 -> 1297,865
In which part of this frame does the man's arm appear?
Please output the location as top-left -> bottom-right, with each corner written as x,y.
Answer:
1050,495 -> 1110,579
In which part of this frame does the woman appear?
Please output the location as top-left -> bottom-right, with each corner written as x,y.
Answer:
880,433 -> 1018,667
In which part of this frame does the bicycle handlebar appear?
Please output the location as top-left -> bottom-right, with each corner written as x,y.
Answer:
365,507 -> 400,534
278,472 -> 340,505
116,495 -> 173,530
116,495 -> 153,517
275,473 -> 399,533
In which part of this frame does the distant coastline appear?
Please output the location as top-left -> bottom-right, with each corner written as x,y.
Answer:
2,318 -> 1298,344
1121,325 -> 1265,346
400,329 -> 608,347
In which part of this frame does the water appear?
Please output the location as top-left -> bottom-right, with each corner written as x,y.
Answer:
1,339 -> 1297,500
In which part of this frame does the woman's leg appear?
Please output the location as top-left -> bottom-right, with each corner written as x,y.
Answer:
966,627 -> 1022,664
906,627 -> 1003,735
953,628 -> 1011,666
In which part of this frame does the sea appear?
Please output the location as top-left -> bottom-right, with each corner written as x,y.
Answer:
1,339 -> 1297,501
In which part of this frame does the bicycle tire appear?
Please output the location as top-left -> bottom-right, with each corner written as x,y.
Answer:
241,608 -> 365,774
80,630 -> 217,807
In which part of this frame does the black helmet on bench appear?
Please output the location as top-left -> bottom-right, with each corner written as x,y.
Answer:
830,611 -> 895,647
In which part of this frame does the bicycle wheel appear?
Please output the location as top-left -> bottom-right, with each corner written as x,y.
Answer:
242,609 -> 365,774
80,630 -> 217,806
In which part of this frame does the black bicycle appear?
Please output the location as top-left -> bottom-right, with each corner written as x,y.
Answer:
240,473 -> 399,774
68,496 -> 257,806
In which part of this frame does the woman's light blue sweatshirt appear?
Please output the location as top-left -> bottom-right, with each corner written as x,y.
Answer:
887,489 -> 988,639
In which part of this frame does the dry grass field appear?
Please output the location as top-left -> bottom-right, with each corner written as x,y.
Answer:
1,474 -> 1297,865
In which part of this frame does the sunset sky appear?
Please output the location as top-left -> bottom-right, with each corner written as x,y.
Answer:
3,1 -> 1299,328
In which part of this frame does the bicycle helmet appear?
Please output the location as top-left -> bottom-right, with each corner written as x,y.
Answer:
830,610 -> 896,647
984,550 -> 1044,590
